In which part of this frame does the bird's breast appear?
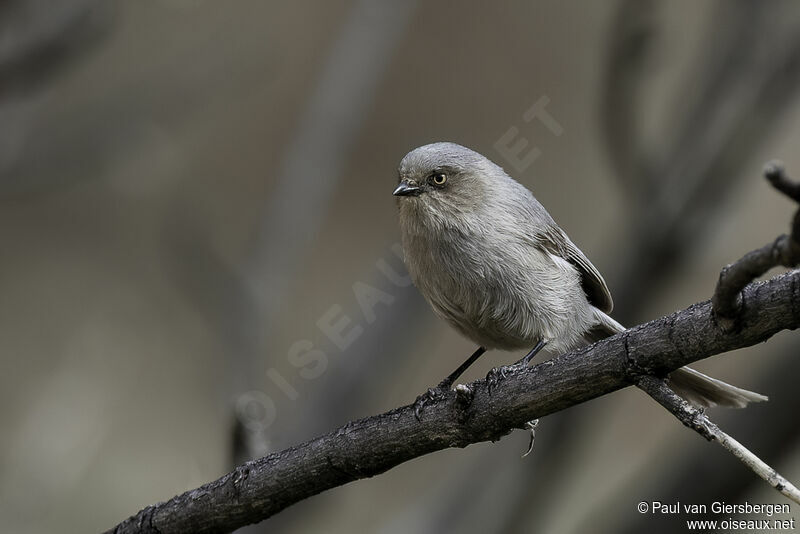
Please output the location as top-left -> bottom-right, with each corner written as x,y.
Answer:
399,219 -> 594,351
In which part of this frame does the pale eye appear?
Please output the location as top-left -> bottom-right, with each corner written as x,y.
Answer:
431,173 -> 447,186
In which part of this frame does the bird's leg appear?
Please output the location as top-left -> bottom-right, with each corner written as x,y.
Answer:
514,339 -> 548,367
437,345 -> 488,389
487,339 -> 548,394
414,346 -> 487,420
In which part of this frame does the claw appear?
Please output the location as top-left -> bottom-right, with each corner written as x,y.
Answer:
485,367 -> 502,395
414,387 -> 445,421
522,419 -> 539,458
486,364 -> 518,395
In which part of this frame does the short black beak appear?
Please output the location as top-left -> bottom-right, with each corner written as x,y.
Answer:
392,181 -> 423,197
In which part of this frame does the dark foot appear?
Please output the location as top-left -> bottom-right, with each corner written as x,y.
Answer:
414,386 -> 447,421
486,363 -> 523,395
487,340 -> 548,395
415,346 -> 487,421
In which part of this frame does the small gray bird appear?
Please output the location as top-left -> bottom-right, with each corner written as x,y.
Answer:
394,142 -> 766,410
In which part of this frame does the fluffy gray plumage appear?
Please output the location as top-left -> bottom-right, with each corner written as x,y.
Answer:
394,142 -> 766,408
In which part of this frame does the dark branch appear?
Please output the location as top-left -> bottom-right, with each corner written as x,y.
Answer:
713,162 -> 800,328
765,161 -> 800,202
105,268 -> 800,534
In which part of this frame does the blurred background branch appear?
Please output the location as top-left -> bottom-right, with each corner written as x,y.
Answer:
3,2 -> 800,533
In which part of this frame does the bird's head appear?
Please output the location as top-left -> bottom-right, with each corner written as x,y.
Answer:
394,142 -> 502,223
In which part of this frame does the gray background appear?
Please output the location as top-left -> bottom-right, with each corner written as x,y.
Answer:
2,1 -> 800,533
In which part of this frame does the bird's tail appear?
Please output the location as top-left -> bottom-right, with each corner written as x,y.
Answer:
668,367 -> 767,408
587,310 -> 767,409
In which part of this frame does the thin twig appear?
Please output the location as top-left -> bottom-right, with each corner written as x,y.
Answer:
637,376 -> 800,505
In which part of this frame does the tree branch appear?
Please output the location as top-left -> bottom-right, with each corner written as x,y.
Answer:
105,268 -> 800,534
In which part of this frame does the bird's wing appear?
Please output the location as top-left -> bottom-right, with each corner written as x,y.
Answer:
535,226 -> 614,313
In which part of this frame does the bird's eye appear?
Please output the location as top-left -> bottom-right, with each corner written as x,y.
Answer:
431,173 -> 447,186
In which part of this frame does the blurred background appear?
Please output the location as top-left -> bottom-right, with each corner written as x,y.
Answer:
2,0 -> 800,532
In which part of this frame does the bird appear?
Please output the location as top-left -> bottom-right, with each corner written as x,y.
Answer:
393,141 -> 767,415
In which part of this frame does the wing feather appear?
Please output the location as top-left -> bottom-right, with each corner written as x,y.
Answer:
535,227 -> 614,313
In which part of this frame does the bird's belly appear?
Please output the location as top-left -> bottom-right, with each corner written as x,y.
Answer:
408,235 -> 594,352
